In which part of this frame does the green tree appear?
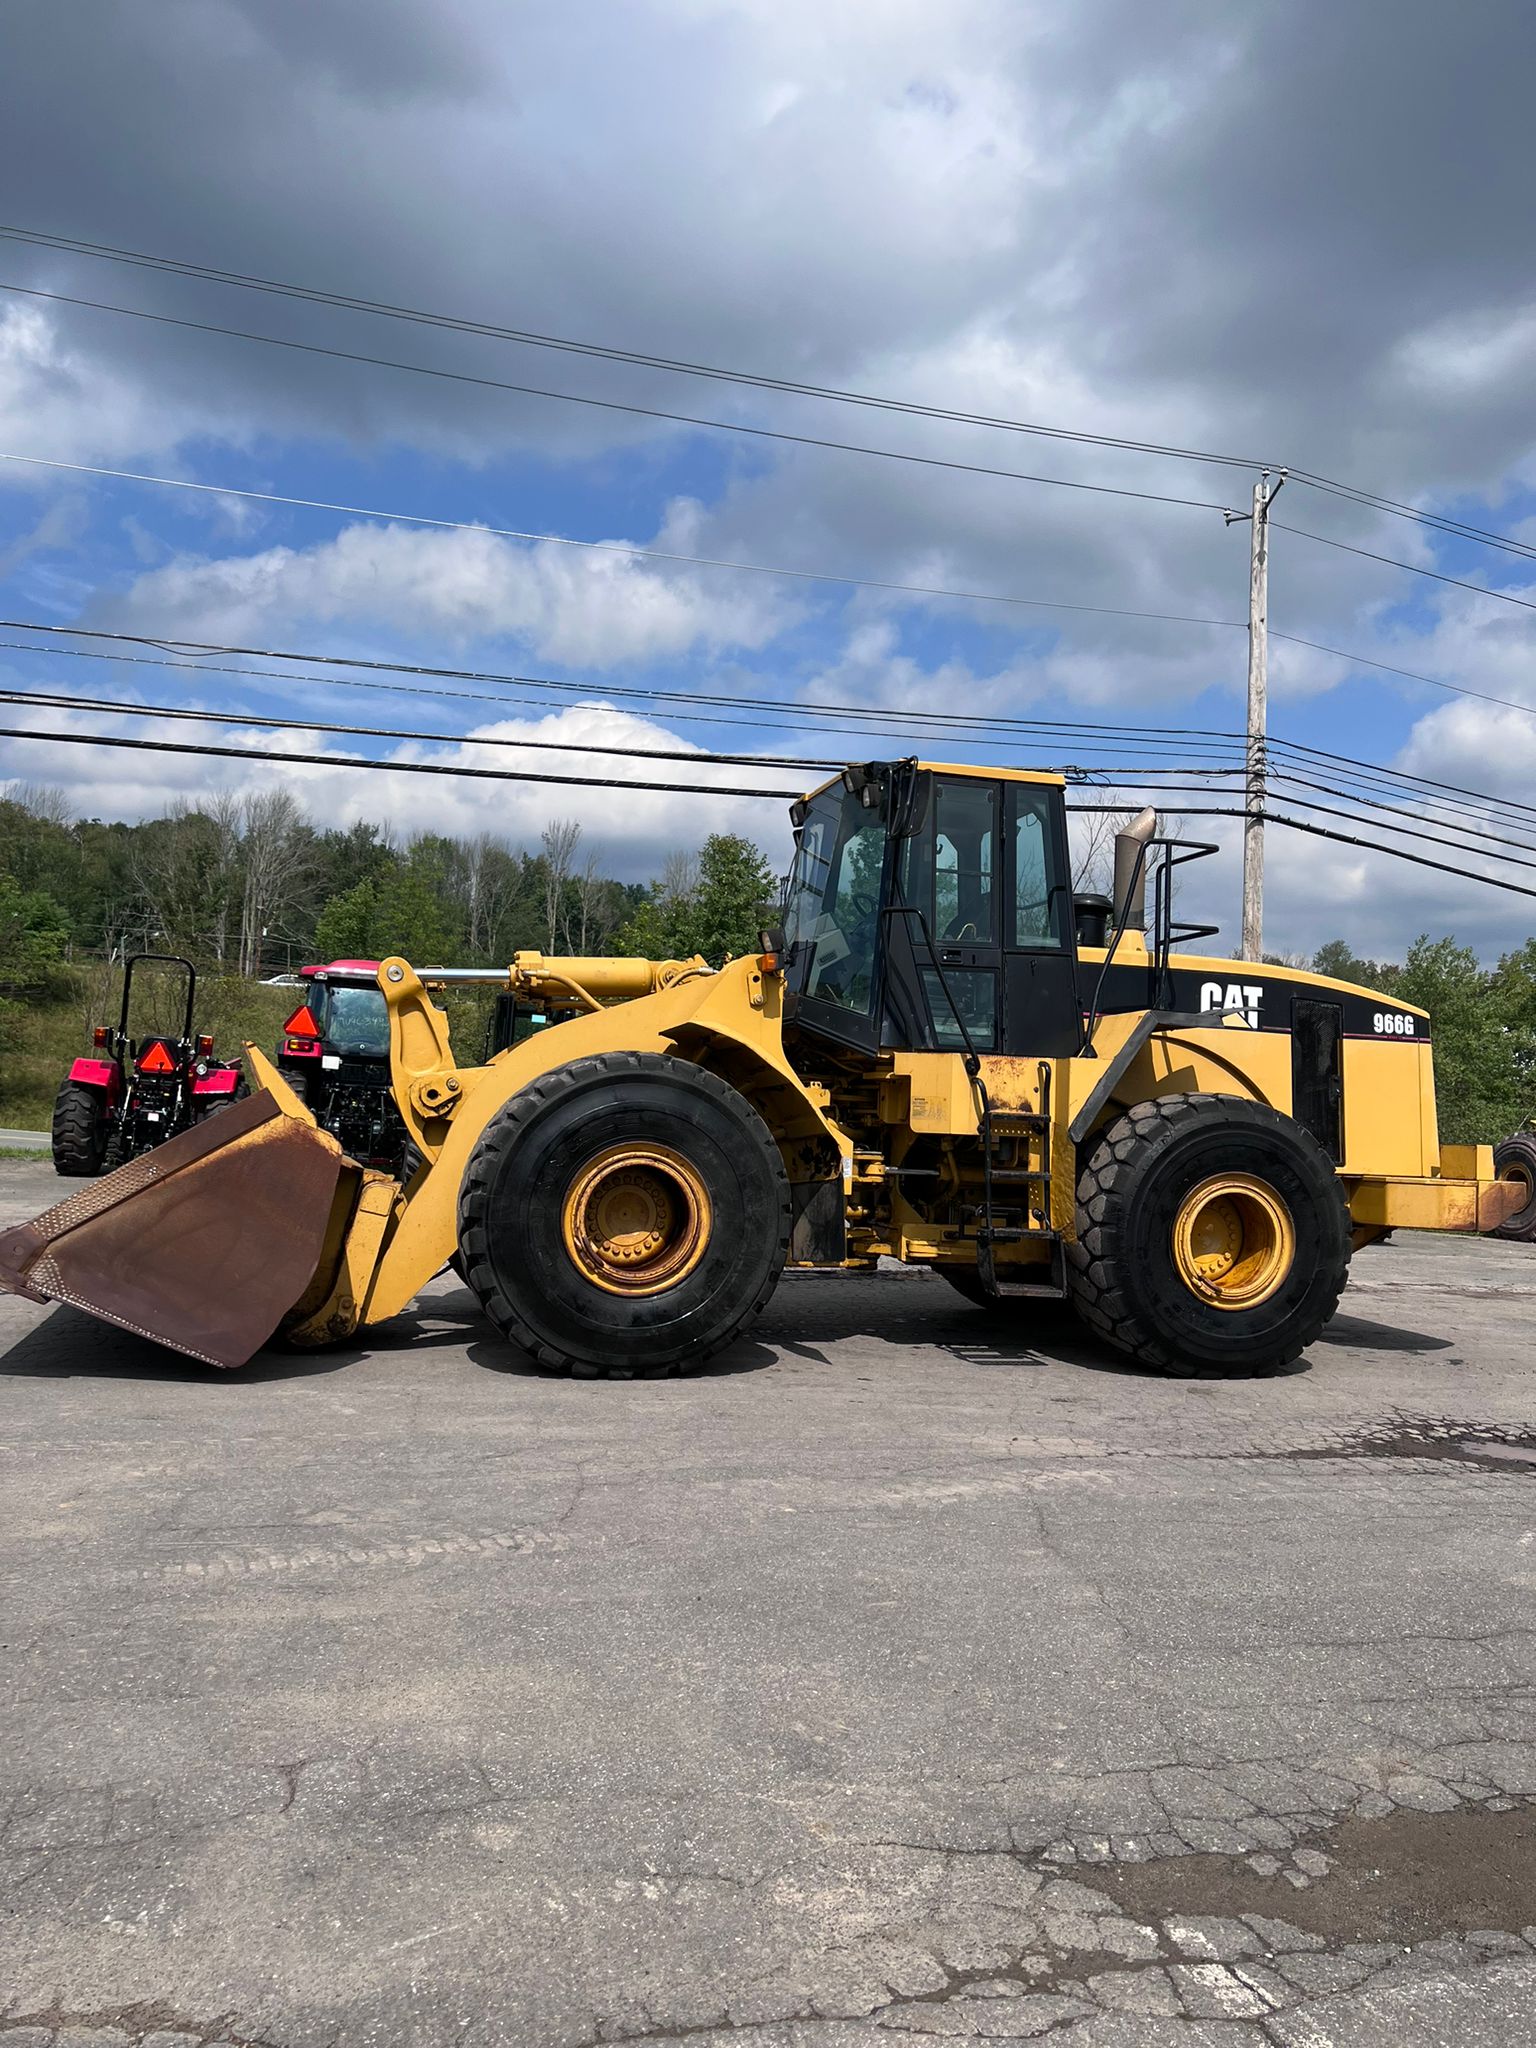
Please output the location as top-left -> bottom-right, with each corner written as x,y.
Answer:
1312,938 -> 1395,989
1490,938 -> 1536,1111
0,873 -> 74,1062
0,873 -> 71,992
1394,935 -> 1524,1144
313,867 -> 453,965
613,834 -> 778,965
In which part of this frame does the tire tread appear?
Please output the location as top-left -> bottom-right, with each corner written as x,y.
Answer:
1066,1092 -> 1350,1377
457,1051 -> 789,1378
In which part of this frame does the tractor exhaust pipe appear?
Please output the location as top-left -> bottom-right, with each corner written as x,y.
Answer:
1112,808 -> 1159,932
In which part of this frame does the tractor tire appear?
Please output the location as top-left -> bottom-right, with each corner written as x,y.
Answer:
1066,1093 -> 1351,1377
459,1051 -> 791,1378
1491,1132 -> 1536,1242
50,1080 -> 109,1177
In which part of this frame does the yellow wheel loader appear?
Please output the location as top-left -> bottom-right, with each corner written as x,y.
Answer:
0,760 -> 1524,1378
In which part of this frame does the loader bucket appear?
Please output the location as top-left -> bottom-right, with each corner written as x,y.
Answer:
0,1092 -> 343,1369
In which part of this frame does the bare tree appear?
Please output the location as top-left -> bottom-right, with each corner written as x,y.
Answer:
205,792 -> 244,967
575,849 -> 608,953
1070,806 -> 1135,897
541,818 -> 581,952
239,789 -> 310,977
5,781 -> 71,825
449,830 -> 518,959
658,848 -> 699,906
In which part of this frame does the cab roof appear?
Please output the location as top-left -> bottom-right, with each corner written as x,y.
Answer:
298,959 -> 382,981
800,760 -> 1066,803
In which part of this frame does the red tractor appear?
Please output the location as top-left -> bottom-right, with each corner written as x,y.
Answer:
275,960 -> 408,1170
273,959 -> 532,1170
51,953 -> 246,1177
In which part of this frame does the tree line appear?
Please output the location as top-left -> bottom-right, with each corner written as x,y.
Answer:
0,782 -> 780,980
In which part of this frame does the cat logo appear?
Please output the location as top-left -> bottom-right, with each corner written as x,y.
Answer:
1200,980 -> 1263,1029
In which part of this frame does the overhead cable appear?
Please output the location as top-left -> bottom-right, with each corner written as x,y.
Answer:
7,222 -> 1532,562
0,281 -> 1230,517
0,616 -> 1253,742
7,613 -> 1534,833
0,223 -> 1280,478
0,453 -> 1246,632
13,681 -> 1522,869
1275,523 -> 1536,616
8,720 -> 1535,902
1273,630 -> 1536,726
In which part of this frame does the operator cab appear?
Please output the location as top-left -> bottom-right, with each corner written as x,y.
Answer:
781,761 -> 1081,1060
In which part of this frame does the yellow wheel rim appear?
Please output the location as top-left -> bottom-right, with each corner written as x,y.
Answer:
560,1143 -> 712,1296
1171,1173 -> 1295,1311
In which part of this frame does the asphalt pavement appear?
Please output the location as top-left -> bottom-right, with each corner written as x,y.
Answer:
3,1156 -> 1536,2047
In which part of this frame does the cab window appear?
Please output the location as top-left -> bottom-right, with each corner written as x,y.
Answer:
783,788 -> 887,1018
1009,785 -> 1065,948
933,782 -> 995,941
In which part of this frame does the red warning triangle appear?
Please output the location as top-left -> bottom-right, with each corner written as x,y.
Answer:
137,1039 -> 176,1073
283,1004 -> 321,1038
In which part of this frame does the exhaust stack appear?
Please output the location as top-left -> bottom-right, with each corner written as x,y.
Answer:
1112,807 -> 1159,932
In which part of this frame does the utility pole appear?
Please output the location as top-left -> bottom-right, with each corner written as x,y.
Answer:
1228,470 -> 1284,961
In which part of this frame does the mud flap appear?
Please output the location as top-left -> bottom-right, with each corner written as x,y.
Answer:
0,1091 -> 342,1368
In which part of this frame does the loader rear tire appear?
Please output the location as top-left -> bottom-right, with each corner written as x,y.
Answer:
459,1052 -> 791,1378
1066,1094 -> 1350,1377
1491,1132 -> 1536,1242
51,1080 -> 109,1177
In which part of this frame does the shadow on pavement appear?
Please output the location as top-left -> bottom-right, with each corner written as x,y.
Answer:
1316,1310 -> 1454,1354
0,1302 -> 356,1383
1,1273 -> 1447,1389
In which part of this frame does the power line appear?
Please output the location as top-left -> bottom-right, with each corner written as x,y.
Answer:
18,673 -> 1520,871
0,615 -> 1253,746
1263,745 -> 1536,843
12,612 -> 1535,841
1261,769 -> 1536,872
1275,522 -> 1536,616
0,683 -> 842,774
9,222 -> 1533,565
4,683 -> 1288,806
1273,630 -> 1536,726
10,717 -> 1535,902
1284,472 -> 1536,567
0,452 -> 1246,632
0,223 -> 1279,479
11,612 -> 1534,846
0,722 -> 802,800
0,282 -> 1231,518
0,631 -> 1256,768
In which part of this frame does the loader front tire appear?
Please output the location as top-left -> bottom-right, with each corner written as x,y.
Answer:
51,1080 -> 109,1177
459,1052 -> 791,1378
1066,1094 -> 1350,1377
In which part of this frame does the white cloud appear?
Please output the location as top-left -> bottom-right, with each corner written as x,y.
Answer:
0,696 -> 798,879
98,516 -> 793,668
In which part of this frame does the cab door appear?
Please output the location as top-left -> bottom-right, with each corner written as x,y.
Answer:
881,776 -> 1002,1053
1000,780 -> 1081,1057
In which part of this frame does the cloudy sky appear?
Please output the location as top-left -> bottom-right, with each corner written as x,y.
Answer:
1,0 -> 1534,960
